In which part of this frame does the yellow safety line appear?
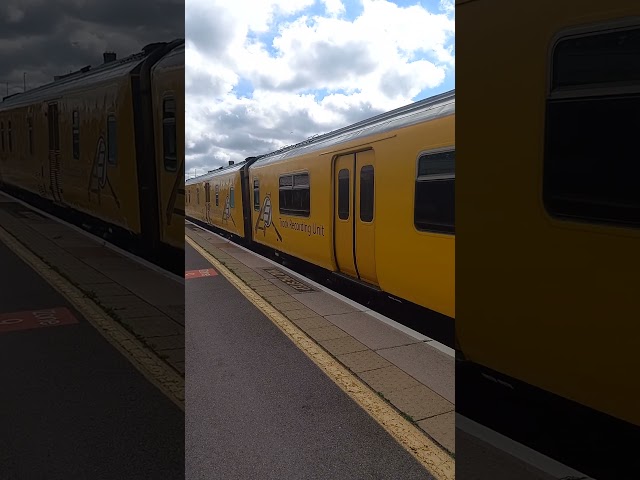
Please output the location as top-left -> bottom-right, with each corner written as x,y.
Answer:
185,233 -> 455,480
0,225 -> 185,411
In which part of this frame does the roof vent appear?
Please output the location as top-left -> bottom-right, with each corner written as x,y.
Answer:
228,161 -> 234,166
103,52 -> 117,64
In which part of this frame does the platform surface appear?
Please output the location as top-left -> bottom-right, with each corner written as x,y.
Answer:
0,222 -> 184,479
185,241 -> 435,479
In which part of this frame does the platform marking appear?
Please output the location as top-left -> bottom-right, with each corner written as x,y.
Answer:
186,234 -> 454,480
0,307 -> 78,334
0,224 -> 185,411
185,268 -> 218,279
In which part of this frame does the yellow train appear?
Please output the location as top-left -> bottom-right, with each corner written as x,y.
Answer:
0,39 -> 185,273
186,91 -> 455,320
457,0 -> 640,428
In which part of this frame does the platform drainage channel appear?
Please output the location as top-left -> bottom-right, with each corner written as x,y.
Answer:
262,268 -> 315,293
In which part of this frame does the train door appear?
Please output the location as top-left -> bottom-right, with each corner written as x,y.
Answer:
47,102 -> 63,203
333,150 -> 378,286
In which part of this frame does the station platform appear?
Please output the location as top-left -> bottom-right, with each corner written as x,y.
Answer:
0,191 -> 184,478
185,221 -> 456,479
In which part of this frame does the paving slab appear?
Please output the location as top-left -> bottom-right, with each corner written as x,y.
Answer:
419,412 -> 455,454
382,385 -> 454,422
336,350 -> 394,373
358,365 -> 422,393
378,341 -> 455,404
326,311 -> 423,350
291,291 -> 360,316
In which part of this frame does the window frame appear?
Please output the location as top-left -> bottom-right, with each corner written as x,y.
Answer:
27,117 -> 33,155
230,186 -> 235,208
253,178 -> 260,211
413,147 -> 455,235
162,94 -> 177,172
359,165 -> 374,223
7,120 -> 12,153
72,110 -> 80,160
215,184 -> 219,207
107,113 -> 117,166
1,121 -> 5,152
278,171 -> 310,217
543,21 -> 640,229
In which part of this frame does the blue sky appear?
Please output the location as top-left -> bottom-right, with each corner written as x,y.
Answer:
186,0 -> 454,175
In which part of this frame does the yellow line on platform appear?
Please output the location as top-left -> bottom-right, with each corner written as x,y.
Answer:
185,233 -> 455,480
0,225 -> 185,411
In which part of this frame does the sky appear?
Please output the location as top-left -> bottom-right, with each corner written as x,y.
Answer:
0,0 -> 184,98
185,0 -> 455,178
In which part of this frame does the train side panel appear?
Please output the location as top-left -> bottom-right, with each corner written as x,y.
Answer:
457,0 -> 640,426
249,155 -> 334,270
60,79 -> 141,233
186,168 -> 245,238
374,115 -> 455,319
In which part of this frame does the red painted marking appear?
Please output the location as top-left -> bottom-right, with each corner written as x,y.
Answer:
185,268 -> 218,279
0,307 -> 79,334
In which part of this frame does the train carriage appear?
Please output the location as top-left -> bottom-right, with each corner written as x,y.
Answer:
188,90 -> 455,321
185,162 -> 246,238
0,39 -> 185,272
457,0 -> 640,427
151,42 -> 186,250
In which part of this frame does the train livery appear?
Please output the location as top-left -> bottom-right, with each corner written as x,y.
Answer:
0,39 -> 185,273
457,0 -> 640,428
186,91 -> 455,320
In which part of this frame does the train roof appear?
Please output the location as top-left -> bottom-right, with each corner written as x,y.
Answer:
152,41 -> 185,73
251,89 -> 455,167
0,39 -> 183,111
185,161 -> 247,185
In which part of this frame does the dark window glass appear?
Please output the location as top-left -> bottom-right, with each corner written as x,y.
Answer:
414,150 -> 455,234
48,104 -> 59,150
7,121 -> 12,152
197,188 -> 200,204
27,117 -> 33,155
360,166 -> 374,222
279,173 -> 310,216
552,27 -> 640,89
338,169 -> 349,220
253,179 -> 260,210
1,122 -> 4,152
163,97 -> 177,172
544,95 -> 640,226
72,111 -> 80,160
230,186 -> 235,208
107,114 -> 116,165
215,184 -> 219,206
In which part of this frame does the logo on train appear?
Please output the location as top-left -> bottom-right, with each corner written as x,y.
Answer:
255,193 -> 282,242
222,194 -> 236,226
88,135 -> 120,208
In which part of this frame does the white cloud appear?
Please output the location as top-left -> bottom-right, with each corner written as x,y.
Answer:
185,0 -> 455,176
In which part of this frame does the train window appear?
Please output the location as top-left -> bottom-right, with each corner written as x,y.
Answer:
72,111 -> 80,160
544,26 -> 640,228
205,183 -> 211,203
48,103 -> 60,151
7,121 -> 12,153
253,178 -> 260,210
230,186 -> 235,208
197,187 -> 200,204
107,114 -> 117,165
1,121 -> 4,152
414,150 -> 455,234
163,96 -> 177,172
215,184 -> 219,207
338,169 -> 349,220
279,173 -> 310,217
360,166 -> 374,222
27,117 -> 33,155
